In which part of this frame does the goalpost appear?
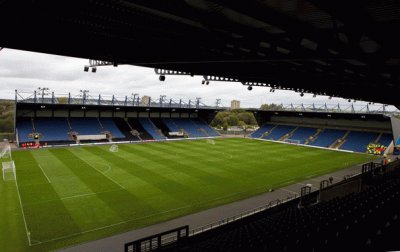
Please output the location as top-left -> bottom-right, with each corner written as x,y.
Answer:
2,160 -> 16,181
109,144 -> 119,153
0,144 -> 11,159
284,139 -> 301,145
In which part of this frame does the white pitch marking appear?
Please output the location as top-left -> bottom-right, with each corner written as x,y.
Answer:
38,164 -> 51,183
14,171 -> 32,246
60,188 -> 123,201
31,204 -> 193,246
88,163 -> 125,189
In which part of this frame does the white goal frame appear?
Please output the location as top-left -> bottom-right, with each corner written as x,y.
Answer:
2,160 -> 16,181
109,144 -> 119,152
0,144 -> 11,159
284,139 -> 301,145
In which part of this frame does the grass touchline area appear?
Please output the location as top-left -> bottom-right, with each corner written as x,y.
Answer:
0,138 -> 376,251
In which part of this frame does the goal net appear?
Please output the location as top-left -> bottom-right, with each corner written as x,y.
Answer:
109,144 -> 119,153
0,144 -> 11,159
284,139 -> 301,145
206,139 -> 215,145
2,161 -> 16,181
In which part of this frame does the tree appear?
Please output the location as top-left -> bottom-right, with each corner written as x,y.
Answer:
260,103 -> 283,110
58,96 -> 69,104
227,115 -> 239,126
211,110 -> 258,128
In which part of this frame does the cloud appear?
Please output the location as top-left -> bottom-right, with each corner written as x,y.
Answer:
0,48 -> 395,111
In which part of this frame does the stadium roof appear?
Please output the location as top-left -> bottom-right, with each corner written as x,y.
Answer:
1,0 -> 400,106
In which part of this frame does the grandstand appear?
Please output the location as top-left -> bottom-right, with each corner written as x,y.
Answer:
2,0 -> 400,251
15,92 -> 220,147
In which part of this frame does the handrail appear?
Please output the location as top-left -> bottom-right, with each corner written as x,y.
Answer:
189,194 -> 299,236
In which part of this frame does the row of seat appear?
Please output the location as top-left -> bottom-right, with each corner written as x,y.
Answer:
165,168 -> 400,251
250,123 -> 393,153
17,117 -> 219,144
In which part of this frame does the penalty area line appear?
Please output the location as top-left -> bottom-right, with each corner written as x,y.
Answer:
87,163 -> 125,189
38,164 -> 51,183
14,173 -> 32,246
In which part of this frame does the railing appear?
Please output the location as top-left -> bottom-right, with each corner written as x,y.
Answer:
189,194 -> 299,236
124,226 -> 189,252
15,90 -> 228,110
256,103 -> 399,115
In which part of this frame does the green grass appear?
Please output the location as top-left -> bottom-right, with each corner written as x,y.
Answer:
0,138 -> 376,251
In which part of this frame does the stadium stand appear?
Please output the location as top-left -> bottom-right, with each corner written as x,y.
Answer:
162,118 -> 182,133
16,118 -> 34,143
151,118 -> 177,138
340,131 -> 379,153
288,127 -> 317,144
34,117 -> 71,142
138,118 -> 167,140
191,118 -> 219,137
263,125 -> 295,140
69,118 -> 102,135
308,129 -> 347,148
98,118 -> 125,138
112,118 -> 141,141
125,118 -> 153,140
171,118 -> 208,138
161,161 -> 400,252
249,123 -> 276,138
378,133 -> 393,147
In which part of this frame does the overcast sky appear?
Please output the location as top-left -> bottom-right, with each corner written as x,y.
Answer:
0,48 -> 394,110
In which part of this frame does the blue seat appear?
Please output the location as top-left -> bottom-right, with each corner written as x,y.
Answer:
138,118 -> 166,140
70,118 -> 102,135
264,125 -> 296,140
309,129 -> 346,147
340,131 -> 379,153
162,118 -> 181,132
34,117 -> 71,141
289,127 -> 317,144
169,118 -> 207,138
191,119 -> 219,137
250,124 -> 276,138
378,133 -> 393,147
99,118 -> 125,138
16,118 -> 33,143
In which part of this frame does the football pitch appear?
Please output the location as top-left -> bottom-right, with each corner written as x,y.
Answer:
0,138 -> 376,251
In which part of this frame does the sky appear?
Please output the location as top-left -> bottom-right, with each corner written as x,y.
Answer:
0,48 -> 395,111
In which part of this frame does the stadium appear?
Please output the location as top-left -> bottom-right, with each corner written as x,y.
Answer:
1,1 -> 400,252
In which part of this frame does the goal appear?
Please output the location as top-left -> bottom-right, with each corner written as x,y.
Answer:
109,144 -> 119,153
0,144 -> 11,159
206,139 -> 215,145
2,161 -> 16,181
284,139 -> 301,145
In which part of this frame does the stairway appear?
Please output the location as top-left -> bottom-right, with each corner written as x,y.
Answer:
151,118 -> 172,137
279,126 -> 299,141
128,118 -> 153,140
31,117 -> 36,132
306,128 -> 323,145
113,118 -> 141,141
330,130 -> 350,149
374,132 -> 383,144
261,124 -> 278,138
